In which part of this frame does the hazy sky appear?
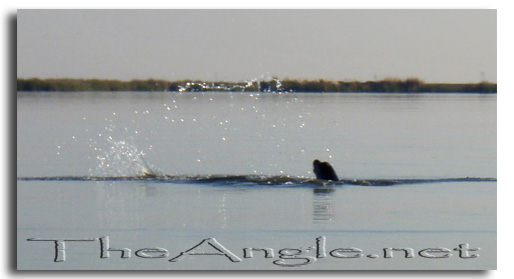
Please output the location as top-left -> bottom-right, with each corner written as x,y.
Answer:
17,9 -> 496,83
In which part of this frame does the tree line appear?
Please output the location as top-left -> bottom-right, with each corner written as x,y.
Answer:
17,78 -> 497,93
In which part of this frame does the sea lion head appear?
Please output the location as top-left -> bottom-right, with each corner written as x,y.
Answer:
312,159 -> 339,181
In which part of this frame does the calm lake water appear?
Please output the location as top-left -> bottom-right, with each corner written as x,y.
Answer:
17,92 -> 496,270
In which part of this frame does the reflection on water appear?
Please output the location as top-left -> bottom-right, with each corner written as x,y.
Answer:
140,183 -> 159,197
312,187 -> 335,222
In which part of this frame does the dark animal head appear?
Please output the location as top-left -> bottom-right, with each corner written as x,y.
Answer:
312,159 -> 339,181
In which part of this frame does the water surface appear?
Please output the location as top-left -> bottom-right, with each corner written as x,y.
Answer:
17,92 -> 496,270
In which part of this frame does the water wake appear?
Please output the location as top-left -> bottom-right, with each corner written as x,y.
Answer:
17,174 -> 496,187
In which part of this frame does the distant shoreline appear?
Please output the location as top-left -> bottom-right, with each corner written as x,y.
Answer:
17,78 -> 497,93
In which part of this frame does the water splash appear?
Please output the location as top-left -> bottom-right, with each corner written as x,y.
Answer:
177,74 -> 285,93
94,137 -> 161,177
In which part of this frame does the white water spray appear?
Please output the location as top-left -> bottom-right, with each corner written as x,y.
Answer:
94,137 -> 161,177
177,74 -> 285,93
